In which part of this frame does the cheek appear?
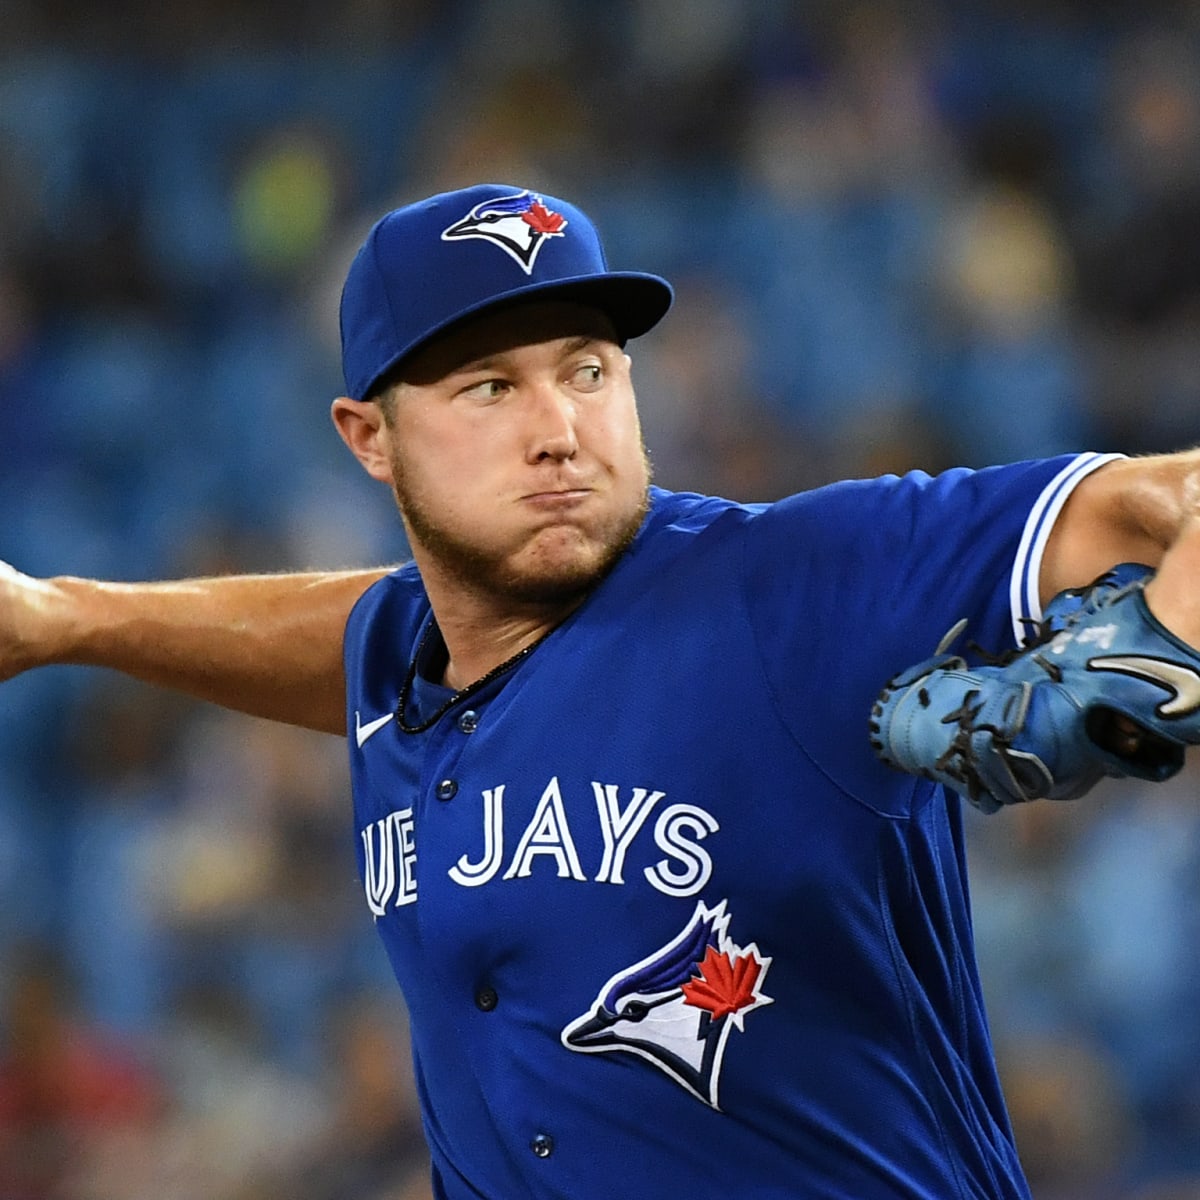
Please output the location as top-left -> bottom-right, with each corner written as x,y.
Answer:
586,388 -> 641,451
390,420 -> 479,483
601,405 -> 647,474
390,434 -> 499,523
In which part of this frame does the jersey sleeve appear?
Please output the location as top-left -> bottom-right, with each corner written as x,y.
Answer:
342,562 -> 428,732
740,452 -> 1120,809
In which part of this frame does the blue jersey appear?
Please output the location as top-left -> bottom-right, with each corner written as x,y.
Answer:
343,452 -> 1116,1200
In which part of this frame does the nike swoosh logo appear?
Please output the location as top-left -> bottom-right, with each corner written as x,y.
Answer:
1088,654 -> 1200,718
355,710 -> 395,748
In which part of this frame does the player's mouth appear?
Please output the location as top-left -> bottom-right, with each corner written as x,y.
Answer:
520,488 -> 592,508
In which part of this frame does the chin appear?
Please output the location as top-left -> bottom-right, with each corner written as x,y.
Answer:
499,536 -> 623,606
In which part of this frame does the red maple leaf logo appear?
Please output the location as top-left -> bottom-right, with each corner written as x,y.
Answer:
680,945 -> 765,1022
522,201 -> 566,235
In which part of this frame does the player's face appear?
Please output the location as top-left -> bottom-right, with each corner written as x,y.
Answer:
376,301 -> 649,606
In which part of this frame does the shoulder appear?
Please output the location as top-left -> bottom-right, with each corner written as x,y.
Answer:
344,561 -> 428,655
611,488 -> 757,577
738,454 -> 1102,691
743,455 -> 1103,559
642,486 -> 755,532
352,559 -> 424,607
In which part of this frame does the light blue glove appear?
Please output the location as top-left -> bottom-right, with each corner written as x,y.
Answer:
871,564 -> 1188,813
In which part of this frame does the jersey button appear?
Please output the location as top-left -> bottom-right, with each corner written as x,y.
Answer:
457,709 -> 479,734
436,779 -> 458,802
475,986 -> 498,1012
530,1132 -> 554,1158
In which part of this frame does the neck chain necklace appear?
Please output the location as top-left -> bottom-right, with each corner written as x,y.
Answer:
395,619 -> 547,735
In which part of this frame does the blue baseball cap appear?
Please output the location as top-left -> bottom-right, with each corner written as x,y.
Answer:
339,184 -> 674,400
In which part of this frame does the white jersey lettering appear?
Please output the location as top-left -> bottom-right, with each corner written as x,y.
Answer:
361,778 -> 721,912
645,803 -> 720,898
592,782 -> 665,884
448,785 -> 506,887
361,808 -> 417,915
503,776 -> 587,881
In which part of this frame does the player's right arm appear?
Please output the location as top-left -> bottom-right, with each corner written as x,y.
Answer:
0,560 -> 390,735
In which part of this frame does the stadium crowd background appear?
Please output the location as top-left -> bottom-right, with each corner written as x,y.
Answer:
1,0 -> 1200,1196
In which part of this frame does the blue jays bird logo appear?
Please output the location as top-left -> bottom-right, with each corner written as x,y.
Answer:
561,900 -> 772,1109
441,190 -> 568,274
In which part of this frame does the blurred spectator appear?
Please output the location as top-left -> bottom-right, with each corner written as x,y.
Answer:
274,998 -> 431,1200
1075,29 -> 1200,454
931,176 -> 1091,465
60,678 -> 189,1036
997,1034 -> 1134,1200
0,944 -> 163,1199
1064,765 -> 1200,1177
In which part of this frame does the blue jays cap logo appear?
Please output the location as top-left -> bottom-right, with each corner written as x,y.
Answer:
561,900 -> 772,1109
440,189 -> 568,275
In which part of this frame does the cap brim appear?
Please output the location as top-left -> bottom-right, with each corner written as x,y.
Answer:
362,271 -> 673,398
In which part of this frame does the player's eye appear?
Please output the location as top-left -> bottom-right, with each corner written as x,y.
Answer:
569,363 -> 604,390
460,378 -> 509,402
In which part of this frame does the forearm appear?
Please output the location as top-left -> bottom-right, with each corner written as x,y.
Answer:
1143,507 -> 1200,648
7,568 -> 389,735
1041,450 -> 1200,601
1042,448 -> 1200,645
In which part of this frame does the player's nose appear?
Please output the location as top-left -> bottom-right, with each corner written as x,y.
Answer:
524,380 -> 579,462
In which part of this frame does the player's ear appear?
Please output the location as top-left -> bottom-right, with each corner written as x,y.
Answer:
331,396 -> 393,483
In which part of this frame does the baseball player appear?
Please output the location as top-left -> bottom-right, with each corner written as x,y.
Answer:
4,182 -> 1200,1199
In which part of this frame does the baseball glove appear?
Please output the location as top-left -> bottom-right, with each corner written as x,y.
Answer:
871,563 -> 1200,813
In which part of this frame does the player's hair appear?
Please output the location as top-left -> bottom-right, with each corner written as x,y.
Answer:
366,375 -> 400,426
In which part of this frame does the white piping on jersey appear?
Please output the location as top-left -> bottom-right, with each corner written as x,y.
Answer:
1009,452 -> 1125,647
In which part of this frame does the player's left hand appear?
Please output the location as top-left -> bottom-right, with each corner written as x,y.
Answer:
870,563 -> 1197,813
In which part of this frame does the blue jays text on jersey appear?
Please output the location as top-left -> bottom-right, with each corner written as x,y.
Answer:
360,774 -> 720,906
343,452 -> 1118,1200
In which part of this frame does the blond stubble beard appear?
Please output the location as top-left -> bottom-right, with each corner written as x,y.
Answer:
390,450 -> 653,608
